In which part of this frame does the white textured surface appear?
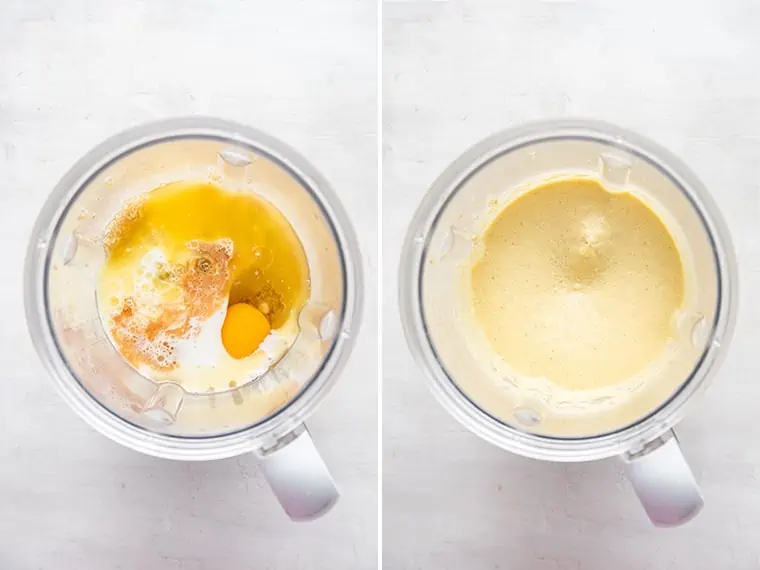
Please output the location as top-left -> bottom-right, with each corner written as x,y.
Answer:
0,1 -> 377,568
383,1 -> 760,568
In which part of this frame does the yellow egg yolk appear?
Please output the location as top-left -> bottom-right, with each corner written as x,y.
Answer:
222,302 -> 271,359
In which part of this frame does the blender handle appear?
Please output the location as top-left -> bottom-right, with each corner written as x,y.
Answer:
254,425 -> 339,522
621,430 -> 703,527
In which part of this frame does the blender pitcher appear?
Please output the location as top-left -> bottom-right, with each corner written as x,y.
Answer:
399,119 -> 737,527
25,117 -> 362,521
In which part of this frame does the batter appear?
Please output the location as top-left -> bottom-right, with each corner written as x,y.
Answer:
470,177 -> 684,392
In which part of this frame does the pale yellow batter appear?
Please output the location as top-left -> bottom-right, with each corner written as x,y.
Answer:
470,177 -> 684,392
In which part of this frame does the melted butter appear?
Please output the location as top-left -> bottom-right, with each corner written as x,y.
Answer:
470,177 -> 684,392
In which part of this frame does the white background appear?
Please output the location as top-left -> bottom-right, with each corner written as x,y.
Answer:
383,0 -> 760,568
0,1 -> 377,568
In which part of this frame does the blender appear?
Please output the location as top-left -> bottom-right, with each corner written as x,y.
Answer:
399,119 -> 737,527
25,117 -> 363,521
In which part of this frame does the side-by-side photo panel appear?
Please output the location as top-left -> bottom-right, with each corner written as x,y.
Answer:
383,0 -> 757,568
3,0 -> 378,568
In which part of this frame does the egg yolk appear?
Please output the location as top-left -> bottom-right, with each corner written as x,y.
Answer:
221,303 -> 271,359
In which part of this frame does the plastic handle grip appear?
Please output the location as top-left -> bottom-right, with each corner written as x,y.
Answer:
255,425 -> 339,522
622,431 -> 703,527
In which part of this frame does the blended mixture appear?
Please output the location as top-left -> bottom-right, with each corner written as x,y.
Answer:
470,177 -> 685,392
97,181 -> 310,393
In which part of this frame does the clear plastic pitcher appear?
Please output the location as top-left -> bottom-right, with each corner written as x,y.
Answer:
25,117 -> 363,521
399,120 -> 737,527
